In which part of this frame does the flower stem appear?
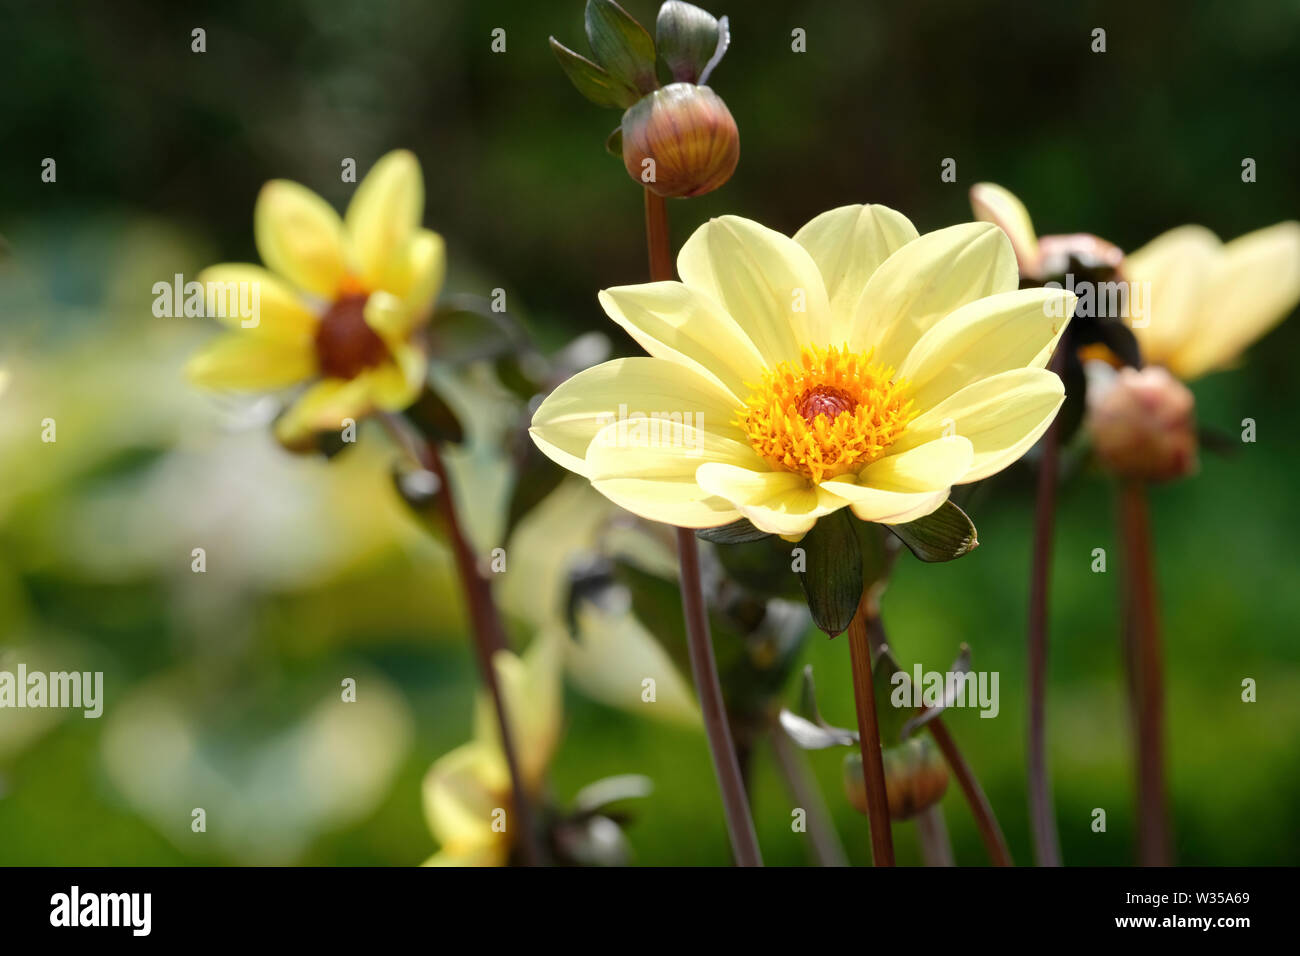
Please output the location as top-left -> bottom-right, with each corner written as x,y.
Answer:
1026,348 -> 1065,866
864,601 -> 1012,866
676,529 -> 764,865
770,722 -> 849,867
643,188 -> 762,866
915,806 -> 955,867
928,715 -> 1014,866
1119,479 -> 1171,866
384,413 -> 545,866
846,596 -> 895,866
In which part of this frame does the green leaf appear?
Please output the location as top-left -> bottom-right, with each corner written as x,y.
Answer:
872,645 -> 911,746
402,382 -> 465,446
504,440 -> 566,540
549,36 -> 640,109
886,500 -> 978,563
430,294 -> 530,364
655,1 -> 720,83
696,518 -> 771,544
604,125 -> 624,158
584,0 -> 658,94
795,510 -> 864,637
611,559 -> 692,677
713,536 -> 804,600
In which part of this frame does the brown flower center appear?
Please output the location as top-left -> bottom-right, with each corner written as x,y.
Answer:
315,294 -> 388,379
796,385 -> 856,425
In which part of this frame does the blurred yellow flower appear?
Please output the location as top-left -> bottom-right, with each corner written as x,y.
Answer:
531,209 -> 1076,536
421,632 -> 562,866
186,150 -> 445,448
1123,222 -> 1300,381
971,182 -> 1300,382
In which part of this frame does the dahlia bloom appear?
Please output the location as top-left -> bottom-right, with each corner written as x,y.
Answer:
530,207 -> 1077,537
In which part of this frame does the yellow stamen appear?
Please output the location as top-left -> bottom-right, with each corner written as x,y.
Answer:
739,345 -> 915,483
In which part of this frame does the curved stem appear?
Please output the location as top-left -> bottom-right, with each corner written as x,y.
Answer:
928,715 -> 1014,866
770,722 -> 849,867
1026,348 -> 1064,866
1119,480 -> 1171,866
676,530 -> 763,865
864,601 -> 1012,866
643,188 -> 761,866
915,806 -> 955,867
847,597 -> 895,866
385,414 -> 545,866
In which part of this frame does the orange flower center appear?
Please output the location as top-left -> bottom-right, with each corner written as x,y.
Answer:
740,345 -> 915,483
315,293 -> 388,379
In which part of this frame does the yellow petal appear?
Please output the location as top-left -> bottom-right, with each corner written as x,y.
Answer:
695,463 -> 846,536
345,150 -> 424,291
819,476 -> 949,524
254,180 -> 347,299
362,354 -> 425,412
1167,221 -> 1300,380
273,376 -> 372,448
793,204 -> 919,324
862,435 -> 974,491
584,417 -> 761,528
185,332 -> 315,390
474,631 -> 564,790
969,183 -> 1040,275
898,287 -> 1075,408
363,289 -> 417,350
195,264 -> 319,340
1123,225 -> 1221,369
598,282 -> 766,402
854,222 -> 1018,367
676,215 -> 831,364
381,228 -> 445,317
892,368 -> 1064,482
421,742 -> 508,858
529,357 -> 745,478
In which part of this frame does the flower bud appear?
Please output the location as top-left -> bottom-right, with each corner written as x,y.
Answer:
621,82 -> 739,198
1086,364 -> 1198,482
843,737 -> 950,821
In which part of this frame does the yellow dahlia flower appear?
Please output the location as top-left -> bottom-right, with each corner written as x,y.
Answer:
1123,221 -> 1300,381
530,208 -> 1077,537
186,150 -> 445,448
422,633 -> 562,867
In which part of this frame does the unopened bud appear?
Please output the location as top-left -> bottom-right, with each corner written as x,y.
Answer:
1086,364 -> 1198,482
621,82 -> 739,198
843,737 -> 950,821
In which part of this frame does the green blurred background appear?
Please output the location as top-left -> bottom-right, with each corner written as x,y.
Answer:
2,0 -> 1298,865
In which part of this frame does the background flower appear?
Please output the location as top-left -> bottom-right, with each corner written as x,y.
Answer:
187,150 -> 445,448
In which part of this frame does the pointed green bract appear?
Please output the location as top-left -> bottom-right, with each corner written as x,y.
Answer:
549,36 -> 641,109
887,500 -> 979,562
584,0 -> 658,94
696,517 -> 771,544
796,509 -> 864,637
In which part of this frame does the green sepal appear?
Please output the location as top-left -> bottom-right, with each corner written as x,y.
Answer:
795,509 -> 864,637
655,1 -> 721,83
886,500 -> 978,563
584,0 -> 659,94
549,36 -> 641,109
696,517 -> 771,544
